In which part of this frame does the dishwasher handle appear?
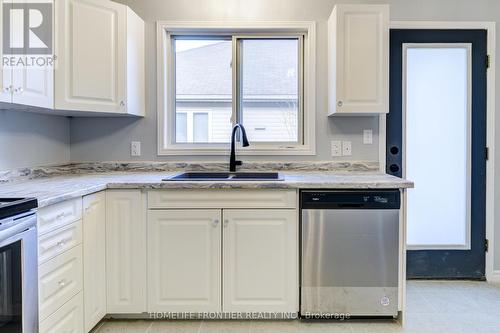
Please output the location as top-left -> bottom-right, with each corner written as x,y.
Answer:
300,190 -> 400,210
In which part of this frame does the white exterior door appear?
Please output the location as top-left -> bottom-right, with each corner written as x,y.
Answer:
105,190 -> 146,313
223,209 -> 298,313
55,0 -> 126,113
148,209 -> 222,312
83,192 -> 106,332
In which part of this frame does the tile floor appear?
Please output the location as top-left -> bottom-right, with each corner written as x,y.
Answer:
92,281 -> 500,333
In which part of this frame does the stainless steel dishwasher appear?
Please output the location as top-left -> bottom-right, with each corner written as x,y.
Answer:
300,190 -> 400,318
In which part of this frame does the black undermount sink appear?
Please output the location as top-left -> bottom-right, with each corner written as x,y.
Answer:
164,172 -> 283,181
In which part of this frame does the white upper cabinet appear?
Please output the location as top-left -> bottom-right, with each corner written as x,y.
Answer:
328,4 -> 389,115
12,64 -> 54,109
55,0 -> 145,116
0,1 -> 12,104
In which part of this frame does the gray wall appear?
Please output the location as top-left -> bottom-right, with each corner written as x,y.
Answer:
0,110 -> 70,170
67,0 -> 500,273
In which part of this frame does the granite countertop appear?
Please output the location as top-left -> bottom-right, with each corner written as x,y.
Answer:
0,171 -> 413,208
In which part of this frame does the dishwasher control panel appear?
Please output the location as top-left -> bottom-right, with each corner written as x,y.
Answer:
300,190 -> 400,209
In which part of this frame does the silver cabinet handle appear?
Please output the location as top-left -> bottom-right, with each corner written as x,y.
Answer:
58,279 -> 67,288
212,219 -> 219,227
57,240 -> 66,247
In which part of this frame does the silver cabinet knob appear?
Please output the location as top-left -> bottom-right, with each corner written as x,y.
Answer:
224,219 -> 229,227
337,101 -> 343,107
120,100 -> 125,107
212,219 -> 219,227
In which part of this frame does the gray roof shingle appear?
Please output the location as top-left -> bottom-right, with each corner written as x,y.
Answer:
175,39 -> 298,98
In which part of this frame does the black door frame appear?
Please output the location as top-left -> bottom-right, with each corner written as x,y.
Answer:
387,29 -> 488,279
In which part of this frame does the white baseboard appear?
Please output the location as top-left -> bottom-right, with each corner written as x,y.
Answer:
487,270 -> 500,283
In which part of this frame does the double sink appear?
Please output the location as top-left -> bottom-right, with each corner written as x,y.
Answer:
165,172 -> 283,181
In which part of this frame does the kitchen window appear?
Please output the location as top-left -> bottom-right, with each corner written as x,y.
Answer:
157,22 -> 316,155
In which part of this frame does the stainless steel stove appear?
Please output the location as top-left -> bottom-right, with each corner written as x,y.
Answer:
0,198 -> 38,333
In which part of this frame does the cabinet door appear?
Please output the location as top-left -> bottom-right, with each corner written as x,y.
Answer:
83,192 -> 106,332
12,65 -> 54,108
55,0 -> 126,113
40,292 -> 84,333
0,1 -> 12,103
148,210 -> 221,312
223,209 -> 298,313
329,4 -> 389,115
105,190 -> 146,313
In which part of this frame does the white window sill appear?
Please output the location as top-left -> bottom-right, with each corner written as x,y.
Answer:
157,146 -> 316,156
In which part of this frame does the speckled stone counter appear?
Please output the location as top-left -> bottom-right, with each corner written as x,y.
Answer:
0,171 -> 413,208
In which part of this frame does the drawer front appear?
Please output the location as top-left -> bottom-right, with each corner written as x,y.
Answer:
39,245 -> 83,321
38,221 -> 83,265
148,190 -> 297,209
39,292 -> 84,333
38,198 -> 83,236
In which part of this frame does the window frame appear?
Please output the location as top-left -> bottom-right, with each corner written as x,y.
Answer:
157,21 -> 316,156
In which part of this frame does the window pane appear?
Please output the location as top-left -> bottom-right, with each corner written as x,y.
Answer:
240,39 -> 300,142
193,113 -> 209,142
175,38 -> 232,143
175,113 -> 187,143
405,46 -> 470,249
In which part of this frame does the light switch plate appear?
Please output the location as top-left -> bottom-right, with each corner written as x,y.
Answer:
363,129 -> 373,144
342,141 -> 352,156
131,141 -> 141,156
331,141 -> 342,157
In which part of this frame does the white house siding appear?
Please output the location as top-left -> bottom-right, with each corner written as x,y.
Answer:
176,102 -> 298,143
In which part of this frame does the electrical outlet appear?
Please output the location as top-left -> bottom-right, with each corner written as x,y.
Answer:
131,141 -> 141,156
363,129 -> 373,144
342,141 -> 352,156
331,141 -> 342,157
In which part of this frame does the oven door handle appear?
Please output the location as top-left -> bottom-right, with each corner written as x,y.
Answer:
0,215 -> 37,246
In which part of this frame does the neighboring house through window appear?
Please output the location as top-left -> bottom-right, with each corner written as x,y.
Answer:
157,22 -> 316,155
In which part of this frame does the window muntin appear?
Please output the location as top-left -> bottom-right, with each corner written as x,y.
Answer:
171,35 -> 303,146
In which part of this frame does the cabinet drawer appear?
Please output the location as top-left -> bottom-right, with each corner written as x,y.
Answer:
39,245 -> 83,321
38,220 -> 83,265
148,190 -> 297,209
39,292 -> 84,333
38,198 -> 82,236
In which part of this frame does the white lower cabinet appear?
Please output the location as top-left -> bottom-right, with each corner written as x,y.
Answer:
38,245 -> 83,321
105,190 -> 147,313
146,203 -> 298,314
223,209 -> 298,313
40,292 -> 84,333
148,210 -> 221,312
83,192 -> 106,331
